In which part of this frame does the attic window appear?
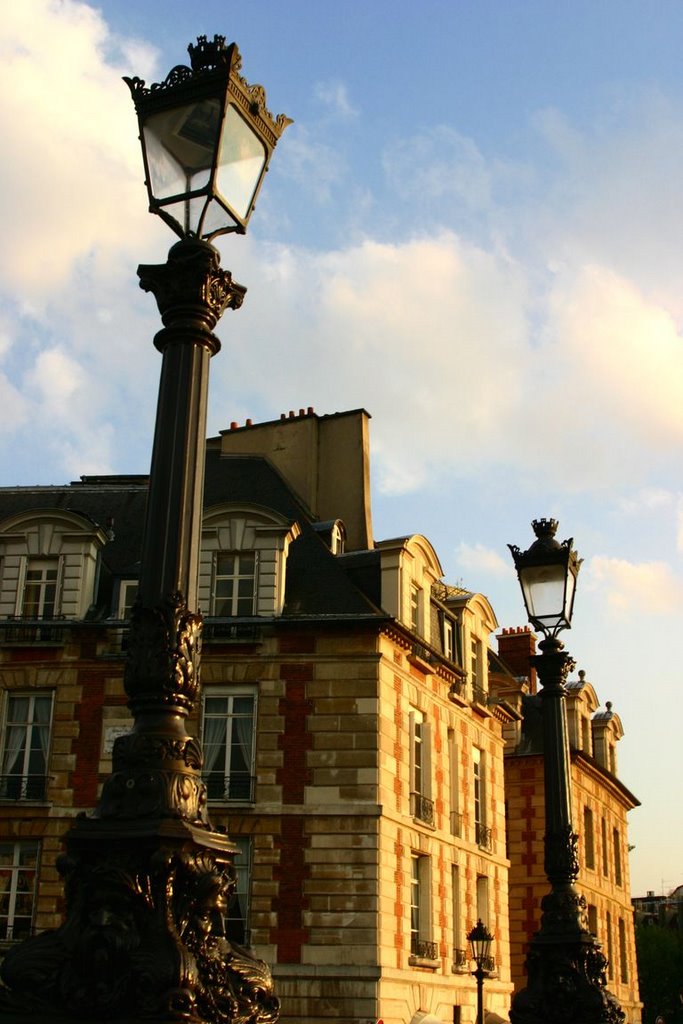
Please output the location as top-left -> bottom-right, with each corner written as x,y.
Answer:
212,552 -> 258,617
330,522 -> 345,556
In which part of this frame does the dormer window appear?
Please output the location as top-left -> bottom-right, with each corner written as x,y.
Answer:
330,522 -> 345,555
117,580 -> 139,620
410,583 -> 423,635
212,552 -> 258,617
21,559 -> 60,619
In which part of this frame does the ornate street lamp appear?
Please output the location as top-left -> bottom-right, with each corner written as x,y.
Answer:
0,35 -> 290,1024
508,519 -> 624,1024
468,919 -> 493,1024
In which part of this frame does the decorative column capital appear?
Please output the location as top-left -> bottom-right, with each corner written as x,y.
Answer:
138,237 -> 247,353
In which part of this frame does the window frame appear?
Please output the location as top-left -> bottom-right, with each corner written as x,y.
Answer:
211,551 -> 259,617
409,852 -> 434,960
201,687 -> 257,803
583,806 -> 595,871
226,835 -> 252,946
0,840 -> 40,941
20,557 -> 62,620
0,692 -> 53,802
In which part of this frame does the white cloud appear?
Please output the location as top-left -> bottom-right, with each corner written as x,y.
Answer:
584,555 -> 683,615
455,542 -> 512,578
314,80 -> 358,120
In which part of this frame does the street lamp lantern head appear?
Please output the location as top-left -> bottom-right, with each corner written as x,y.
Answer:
508,518 -> 582,638
467,919 -> 494,967
125,34 -> 292,241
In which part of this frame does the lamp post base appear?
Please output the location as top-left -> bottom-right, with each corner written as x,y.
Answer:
511,932 -> 625,1024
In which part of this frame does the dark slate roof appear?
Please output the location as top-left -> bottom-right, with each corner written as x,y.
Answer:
0,452 -> 383,621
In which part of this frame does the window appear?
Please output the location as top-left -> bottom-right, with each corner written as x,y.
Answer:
0,841 -> 39,941
583,807 -> 595,870
409,854 -> 434,959
618,917 -> 628,983
606,911 -> 614,980
601,817 -> 609,877
587,904 -> 598,935
202,690 -> 256,802
212,552 -> 258,616
410,710 -> 433,825
613,828 -> 622,887
117,580 -> 138,619
473,747 -> 490,849
409,583 -> 422,635
451,864 -> 464,968
0,694 -> 52,801
226,836 -> 251,945
21,558 -> 60,619
443,619 -> 455,662
448,729 -> 461,837
581,717 -> 590,754
476,874 -> 489,927
471,637 -> 483,687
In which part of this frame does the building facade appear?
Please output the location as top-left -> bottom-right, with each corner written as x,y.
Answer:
0,409 -> 515,1024
490,626 -> 642,1023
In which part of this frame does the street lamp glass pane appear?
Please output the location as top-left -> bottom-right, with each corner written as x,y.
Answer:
216,105 -> 267,220
522,564 -> 566,626
143,99 -> 220,200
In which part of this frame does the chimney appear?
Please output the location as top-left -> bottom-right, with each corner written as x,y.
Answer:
497,626 -> 538,694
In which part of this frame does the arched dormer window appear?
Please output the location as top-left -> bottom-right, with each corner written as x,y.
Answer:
200,505 -> 300,618
0,509 -> 110,622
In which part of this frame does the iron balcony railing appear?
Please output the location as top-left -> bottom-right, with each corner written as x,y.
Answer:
411,791 -> 435,827
411,938 -> 438,960
203,621 -> 262,643
471,684 -> 489,706
0,775 -> 49,801
476,823 -> 493,851
482,954 -> 496,975
452,947 -> 468,972
202,772 -> 256,803
0,618 -> 66,644
449,678 -> 466,700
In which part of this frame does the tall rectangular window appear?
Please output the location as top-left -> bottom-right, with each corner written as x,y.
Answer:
451,864 -> 463,966
21,559 -> 60,619
410,709 -> 433,825
0,841 -> 39,940
226,836 -> 252,945
476,874 -> 489,927
117,580 -> 138,619
410,854 -> 434,959
583,807 -> 595,870
587,904 -> 598,935
212,552 -> 257,616
202,690 -> 256,802
409,583 -> 422,635
606,910 -> 614,980
613,828 -> 622,887
473,747 -> 490,849
448,729 -> 461,836
443,619 -> 455,662
0,694 -> 52,801
601,817 -> 609,877
618,917 -> 628,983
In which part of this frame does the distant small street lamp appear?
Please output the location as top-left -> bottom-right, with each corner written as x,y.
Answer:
0,35 -> 290,1024
468,918 -> 493,1024
508,519 -> 624,1024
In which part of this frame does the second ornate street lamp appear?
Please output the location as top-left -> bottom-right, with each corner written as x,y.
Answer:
468,919 -> 494,1024
0,34 -> 290,1024
508,519 -> 624,1024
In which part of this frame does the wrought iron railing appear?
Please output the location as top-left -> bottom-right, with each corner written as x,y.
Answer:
482,954 -> 496,975
410,938 -> 438,960
452,947 -> 468,971
410,642 -> 434,665
0,775 -> 48,801
203,622 -> 262,643
202,772 -> 256,803
476,823 -> 493,851
0,618 -> 66,644
449,678 -> 466,700
411,791 -> 435,826
472,684 -> 489,706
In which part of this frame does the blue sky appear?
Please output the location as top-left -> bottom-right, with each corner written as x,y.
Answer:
1,0 -> 682,897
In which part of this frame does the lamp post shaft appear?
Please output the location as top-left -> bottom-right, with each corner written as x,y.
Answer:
509,636 -> 624,1024
0,240 -> 279,1024
475,966 -> 485,1024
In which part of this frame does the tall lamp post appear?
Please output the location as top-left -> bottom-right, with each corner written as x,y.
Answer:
468,919 -> 493,1024
0,35 -> 290,1024
508,519 -> 624,1024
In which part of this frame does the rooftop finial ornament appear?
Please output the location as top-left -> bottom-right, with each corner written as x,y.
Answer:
125,34 -> 292,241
